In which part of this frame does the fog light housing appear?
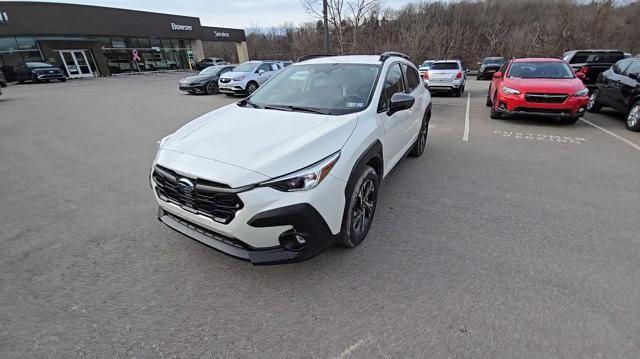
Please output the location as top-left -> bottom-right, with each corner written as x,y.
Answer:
578,107 -> 585,113
279,229 -> 307,251
499,102 -> 507,110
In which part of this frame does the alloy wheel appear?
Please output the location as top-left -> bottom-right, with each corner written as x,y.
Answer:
247,83 -> 258,95
587,92 -> 597,110
352,179 -> 375,237
206,82 -> 218,95
628,104 -> 640,128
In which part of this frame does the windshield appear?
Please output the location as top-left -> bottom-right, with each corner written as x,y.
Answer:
26,62 -> 52,68
508,61 -> 574,79
199,66 -> 224,75
247,63 -> 380,115
430,62 -> 459,70
233,62 -> 258,72
421,61 -> 434,68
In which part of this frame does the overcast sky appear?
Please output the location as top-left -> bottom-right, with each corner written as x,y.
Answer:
26,0 -> 416,29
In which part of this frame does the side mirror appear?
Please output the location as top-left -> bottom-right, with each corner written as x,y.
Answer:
575,72 -> 585,80
493,71 -> 502,79
628,72 -> 639,80
258,69 -> 265,75
388,93 -> 415,116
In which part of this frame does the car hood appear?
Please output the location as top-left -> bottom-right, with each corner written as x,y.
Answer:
503,78 -> 585,93
161,104 -> 358,181
219,71 -> 250,79
180,75 -> 215,83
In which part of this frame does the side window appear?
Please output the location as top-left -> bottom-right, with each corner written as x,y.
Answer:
499,62 -> 508,74
221,67 -> 232,74
402,64 -> 420,93
257,63 -> 270,73
613,60 -> 632,76
270,63 -> 280,71
377,63 -> 405,112
626,61 -> 640,78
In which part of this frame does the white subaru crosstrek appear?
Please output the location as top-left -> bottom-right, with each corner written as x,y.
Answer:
151,52 -> 432,264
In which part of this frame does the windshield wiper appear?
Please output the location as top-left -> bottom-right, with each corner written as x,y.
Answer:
238,99 -> 263,109
263,105 -> 330,115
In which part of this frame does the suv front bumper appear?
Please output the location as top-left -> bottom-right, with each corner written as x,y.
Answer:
152,170 -> 346,265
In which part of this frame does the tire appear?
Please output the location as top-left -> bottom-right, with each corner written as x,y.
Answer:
455,87 -> 462,97
60,78 -> 66,82
246,81 -> 258,95
205,82 -> 218,95
340,166 -> 379,248
490,94 -> 502,119
477,74 -> 481,81
586,90 -> 602,113
485,93 -> 492,107
409,110 -> 430,157
626,101 -> 640,132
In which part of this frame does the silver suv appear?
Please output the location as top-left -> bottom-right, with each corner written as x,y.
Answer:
218,60 -> 281,96
424,60 -> 466,97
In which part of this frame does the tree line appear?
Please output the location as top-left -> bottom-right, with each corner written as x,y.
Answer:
245,0 -> 640,68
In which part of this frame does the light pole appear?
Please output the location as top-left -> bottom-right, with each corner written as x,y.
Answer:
323,0 -> 329,54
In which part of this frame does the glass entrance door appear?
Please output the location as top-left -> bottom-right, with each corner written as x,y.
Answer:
58,50 -> 96,78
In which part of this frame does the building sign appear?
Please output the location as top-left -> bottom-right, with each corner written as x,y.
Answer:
171,22 -> 193,31
213,31 -> 230,39
0,11 -> 8,24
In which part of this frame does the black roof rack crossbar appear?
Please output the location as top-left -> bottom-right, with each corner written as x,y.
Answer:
297,54 -> 336,62
379,51 -> 411,62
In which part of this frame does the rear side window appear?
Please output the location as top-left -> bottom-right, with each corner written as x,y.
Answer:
378,63 -> 405,112
569,52 -> 625,64
402,64 -> 420,93
257,63 -> 271,72
430,62 -> 459,70
626,61 -> 640,78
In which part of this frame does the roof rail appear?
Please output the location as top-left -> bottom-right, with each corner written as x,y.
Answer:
297,54 -> 335,62
379,51 -> 411,62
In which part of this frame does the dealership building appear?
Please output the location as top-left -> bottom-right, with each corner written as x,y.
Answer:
0,1 -> 248,78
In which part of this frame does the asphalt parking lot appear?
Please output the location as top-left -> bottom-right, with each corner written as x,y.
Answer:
1,73 -> 639,358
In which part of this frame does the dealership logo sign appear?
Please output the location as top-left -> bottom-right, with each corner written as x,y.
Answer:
171,23 -> 193,31
214,31 -> 230,38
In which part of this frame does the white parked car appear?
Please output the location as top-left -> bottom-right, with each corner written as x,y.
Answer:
424,60 -> 466,96
151,52 -> 432,264
418,59 -> 435,80
218,60 -> 281,96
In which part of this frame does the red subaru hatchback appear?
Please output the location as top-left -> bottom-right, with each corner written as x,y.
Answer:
487,58 -> 590,123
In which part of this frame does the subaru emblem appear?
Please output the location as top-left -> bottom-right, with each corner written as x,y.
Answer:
177,178 -> 195,195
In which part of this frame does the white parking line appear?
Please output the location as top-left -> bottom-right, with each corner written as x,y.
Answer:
463,93 -> 470,142
580,118 -> 640,152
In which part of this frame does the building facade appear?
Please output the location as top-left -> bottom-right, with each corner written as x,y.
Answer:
0,2 -> 248,78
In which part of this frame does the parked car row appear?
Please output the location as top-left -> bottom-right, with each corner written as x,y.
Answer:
178,60 -> 291,96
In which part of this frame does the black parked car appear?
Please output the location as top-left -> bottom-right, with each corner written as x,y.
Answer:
563,49 -> 626,91
179,65 -> 235,95
15,62 -> 66,83
477,57 -> 505,80
588,58 -> 640,132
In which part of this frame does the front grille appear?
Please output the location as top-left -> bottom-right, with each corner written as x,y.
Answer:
219,78 -> 231,83
153,165 -> 243,224
525,93 -> 568,103
513,107 -> 573,114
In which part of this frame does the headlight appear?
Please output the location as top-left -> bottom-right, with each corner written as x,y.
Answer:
260,151 -> 340,192
574,88 -> 589,97
233,76 -> 245,81
502,86 -> 521,95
